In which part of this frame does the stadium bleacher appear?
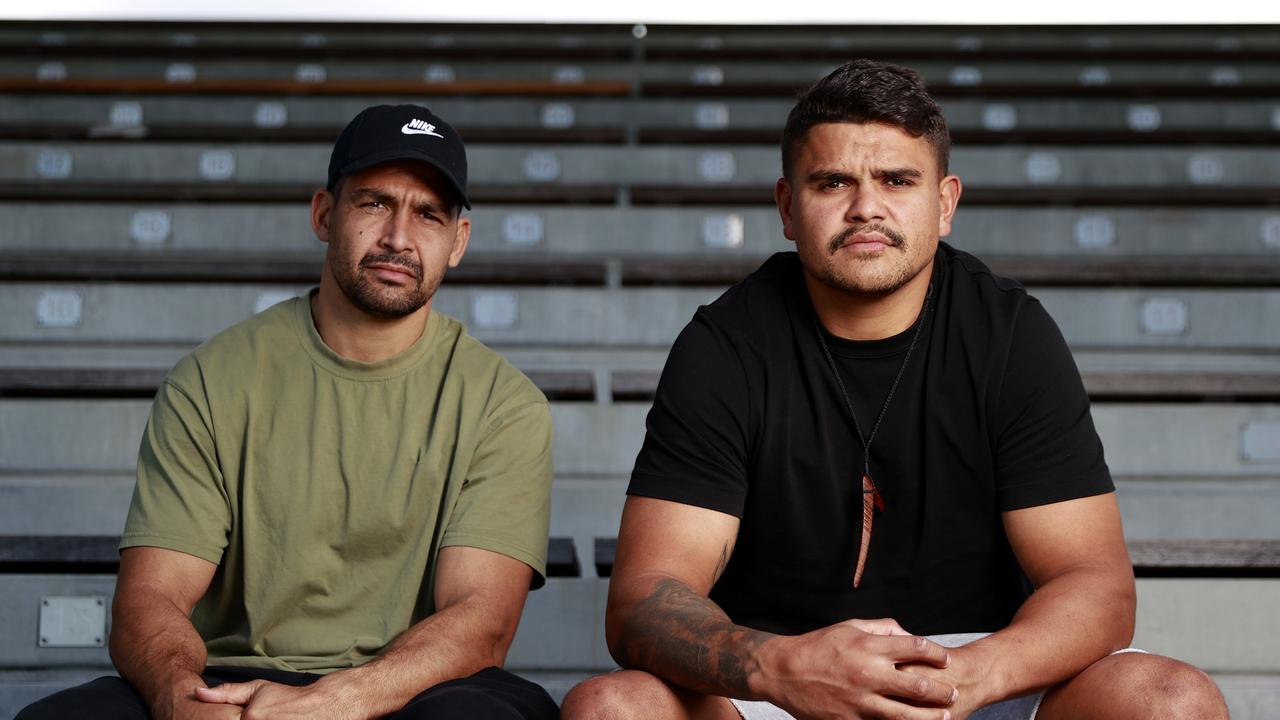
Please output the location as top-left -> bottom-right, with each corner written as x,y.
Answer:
0,20 -> 1277,717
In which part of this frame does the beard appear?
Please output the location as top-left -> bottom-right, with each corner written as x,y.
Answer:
808,223 -> 922,297
333,251 -> 438,319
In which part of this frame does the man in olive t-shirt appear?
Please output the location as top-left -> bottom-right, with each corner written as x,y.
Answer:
17,105 -> 559,720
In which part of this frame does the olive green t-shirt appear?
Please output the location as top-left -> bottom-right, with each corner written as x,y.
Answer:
120,293 -> 553,673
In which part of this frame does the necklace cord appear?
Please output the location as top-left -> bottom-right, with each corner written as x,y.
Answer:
812,282 -> 934,478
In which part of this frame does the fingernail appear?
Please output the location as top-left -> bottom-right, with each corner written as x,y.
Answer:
943,712 -> 951,720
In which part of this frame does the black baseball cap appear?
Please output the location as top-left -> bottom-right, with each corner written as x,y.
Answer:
326,104 -> 470,210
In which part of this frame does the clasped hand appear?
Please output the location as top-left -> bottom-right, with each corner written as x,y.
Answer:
766,618 -> 960,720
194,678 -> 356,720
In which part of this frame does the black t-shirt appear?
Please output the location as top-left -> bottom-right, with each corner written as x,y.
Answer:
628,243 -> 1113,636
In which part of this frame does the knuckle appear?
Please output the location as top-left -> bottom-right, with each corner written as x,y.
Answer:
913,635 -> 929,652
913,676 -> 930,698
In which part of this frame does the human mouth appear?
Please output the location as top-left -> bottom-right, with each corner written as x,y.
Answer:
360,255 -> 422,282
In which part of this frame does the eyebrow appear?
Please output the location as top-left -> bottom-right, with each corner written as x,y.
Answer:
349,188 -> 449,216
805,167 -> 925,183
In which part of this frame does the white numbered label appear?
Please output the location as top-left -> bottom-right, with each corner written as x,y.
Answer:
1126,105 -> 1162,132
1078,66 -> 1112,86
697,151 -> 736,182
164,63 -> 196,83
472,292 -> 519,329
954,35 -> 983,51
130,210 -> 172,245
253,102 -> 288,129
35,62 -> 67,82
981,104 -> 1017,132
1187,153 -> 1225,185
294,64 -> 327,84
540,103 -> 576,130
424,64 -> 457,83
522,152 -> 561,182
1140,298 -> 1189,336
1210,67 -> 1241,86
632,24 -> 648,39
701,214 -> 745,249
1241,422 -> 1280,463
198,150 -> 236,181
553,65 -> 585,84
35,149 -> 73,179
948,66 -> 983,86
1074,215 -> 1116,249
109,101 -> 144,127
1023,153 -> 1062,184
691,65 -> 725,86
36,290 -> 83,328
694,103 -> 730,130
502,213 -> 545,246
300,33 -> 328,48
169,32 -> 197,47
254,291 -> 296,315
1260,216 -> 1280,249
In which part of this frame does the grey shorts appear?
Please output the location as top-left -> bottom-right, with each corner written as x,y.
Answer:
730,633 -> 1146,720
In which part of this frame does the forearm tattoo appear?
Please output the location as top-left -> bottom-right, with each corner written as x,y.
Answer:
615,577 -> 772,696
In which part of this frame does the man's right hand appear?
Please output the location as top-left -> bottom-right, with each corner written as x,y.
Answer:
151,685 -> 243,720
756,618 -> 958,720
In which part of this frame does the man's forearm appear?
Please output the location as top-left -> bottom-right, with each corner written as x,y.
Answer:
955,565 -> 1135,705
608,576 -> 776,698
310,591 -> 520,718
109,591 -> 210,718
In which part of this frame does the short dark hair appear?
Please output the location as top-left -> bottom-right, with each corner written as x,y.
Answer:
781,59 -> 950,179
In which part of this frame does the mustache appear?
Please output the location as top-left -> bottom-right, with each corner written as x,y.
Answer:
828,224 -> 907,254
360,253 -> 423,281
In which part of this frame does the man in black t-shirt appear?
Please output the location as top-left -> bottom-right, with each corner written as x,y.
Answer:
561,61 -> 1227,720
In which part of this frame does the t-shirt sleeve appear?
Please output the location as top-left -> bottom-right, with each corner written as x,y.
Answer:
441,390 -> 554,588
994,298 -> 1114,511
627,311 -> 752,518
120,377 -> 232,564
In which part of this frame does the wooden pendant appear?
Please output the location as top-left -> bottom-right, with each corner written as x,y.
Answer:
854,473 -> 882,588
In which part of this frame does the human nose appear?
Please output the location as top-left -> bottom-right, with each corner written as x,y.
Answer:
845,184 -> 886,224
378,207 -> 414,252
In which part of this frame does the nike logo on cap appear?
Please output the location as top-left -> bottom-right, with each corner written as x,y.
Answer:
401,119 -> 444,137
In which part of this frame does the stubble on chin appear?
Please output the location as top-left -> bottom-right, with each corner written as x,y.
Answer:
812,227 -> 916,297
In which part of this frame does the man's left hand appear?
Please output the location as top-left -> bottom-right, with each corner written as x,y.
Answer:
194,679 -> 358,720
899,644 -> 994,720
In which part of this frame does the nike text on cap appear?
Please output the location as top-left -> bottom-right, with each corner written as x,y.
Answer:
327,104 -> 471,209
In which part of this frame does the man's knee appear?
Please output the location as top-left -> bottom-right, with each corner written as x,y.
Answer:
1047,652 -> 1229,720
1115,654 -> 1228,720
562,670 -> 723,720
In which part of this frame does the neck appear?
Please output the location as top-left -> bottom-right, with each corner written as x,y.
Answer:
805,260 -> 934,341
310,274 -> 431,363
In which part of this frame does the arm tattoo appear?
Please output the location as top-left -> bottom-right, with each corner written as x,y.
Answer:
614,578 -> 772,697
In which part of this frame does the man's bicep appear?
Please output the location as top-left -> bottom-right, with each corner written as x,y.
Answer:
432,546 -> 532,628
116,546 -> 218,614
1002,493 -> 1132,589
611,495 -> 741,598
